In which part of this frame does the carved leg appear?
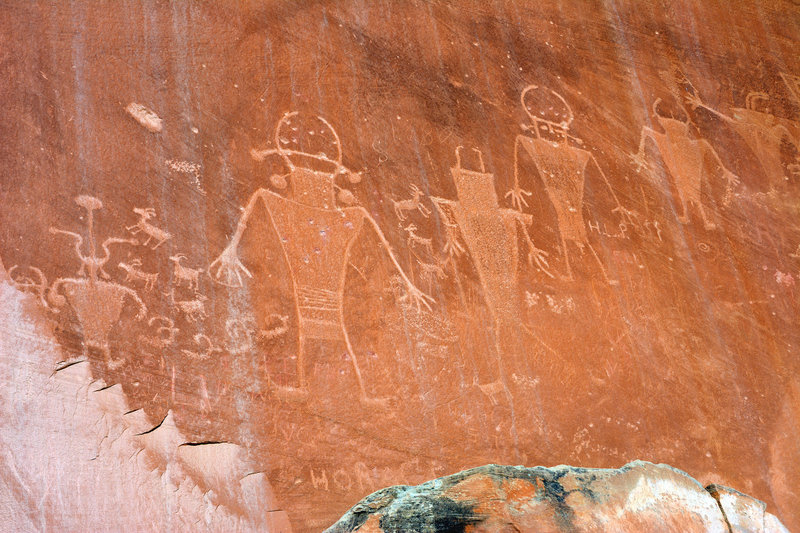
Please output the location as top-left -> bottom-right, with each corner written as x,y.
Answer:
269,325 -> 310,403
561,235 -> 574,281
697,200 -> 716,231
587,242 -> 619,286
677,192 -> 690,224
341,317 -> 390,410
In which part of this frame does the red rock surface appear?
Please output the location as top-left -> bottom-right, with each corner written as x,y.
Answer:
325,462 -> 788,532
1,1 -> 799,531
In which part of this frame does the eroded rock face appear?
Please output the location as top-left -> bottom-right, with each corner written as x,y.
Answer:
325,462 -> 788,533
1,1 -> 800,531
0,280 -> 291,532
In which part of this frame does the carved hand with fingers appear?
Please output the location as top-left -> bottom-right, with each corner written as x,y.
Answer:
505,187 -> 533,211
209,245 -> 253,288
684,91 -> 705,110
629,151 -> 651,173
404,281 -> 435,312
722,169 -> 740,187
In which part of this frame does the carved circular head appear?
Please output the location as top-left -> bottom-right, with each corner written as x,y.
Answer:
745,91 -> 770,113
75,195 -> 103,211
520,85 -> 574,131
273,111 -> 343,172
652,97 -> 689,123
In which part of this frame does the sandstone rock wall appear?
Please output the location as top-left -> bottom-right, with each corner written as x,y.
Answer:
1,1 -> 799,530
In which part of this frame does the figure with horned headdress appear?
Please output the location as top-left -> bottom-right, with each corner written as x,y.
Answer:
631,96 -> 740,231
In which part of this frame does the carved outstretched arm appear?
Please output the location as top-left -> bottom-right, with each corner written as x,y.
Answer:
701,141 -> 740,186
505,135 -> 534,211
631,127 -> 656,171
590,155 -> 636,224
685,93 -> 733,124
208,189 -> 270,286
360,207 -> 435,311
512,214 -> 554,279
49,228 -> 85,261
430,197 -> 465,258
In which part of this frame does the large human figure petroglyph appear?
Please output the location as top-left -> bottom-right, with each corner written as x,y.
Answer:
431,147 -> 553,402
685,87 -> 799,182
47,195 -> 147,368
507,85 -> 630,284
631,98 -> 740,231
209,111 -> 433,407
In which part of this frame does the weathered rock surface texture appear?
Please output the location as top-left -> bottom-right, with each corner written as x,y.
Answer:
325,462 -> 788,532
1,0 -> 799,531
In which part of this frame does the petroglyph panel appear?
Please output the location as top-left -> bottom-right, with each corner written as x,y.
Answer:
1,1 -> 799,531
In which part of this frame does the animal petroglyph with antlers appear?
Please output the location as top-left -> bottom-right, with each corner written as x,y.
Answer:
392,184 -> 431,221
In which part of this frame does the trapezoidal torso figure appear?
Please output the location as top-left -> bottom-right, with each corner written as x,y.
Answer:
432,147 -> 552,401
632,98 -> 739,231
47,195 -> 146,369
509,85 -> 627,283
209,112 -> 433,408
687,88 -> 799,182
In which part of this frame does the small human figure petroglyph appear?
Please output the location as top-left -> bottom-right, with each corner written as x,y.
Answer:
118,258 -> 158,290
48,195 -> 146,369
169,254 -> 203,291
631,98 -> 740,231
127,208 -> 172,249
210,111 -> 433,407
392,184 -> 431,221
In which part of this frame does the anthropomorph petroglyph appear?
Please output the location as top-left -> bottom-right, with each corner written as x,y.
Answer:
509,85 -> 630,284
127,207 -> 172,249
431,147 -> 553,399
209,111 -> 433,407
631,98 -> 740,231
48,195 -> 146,368
686,86 -> 799,181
